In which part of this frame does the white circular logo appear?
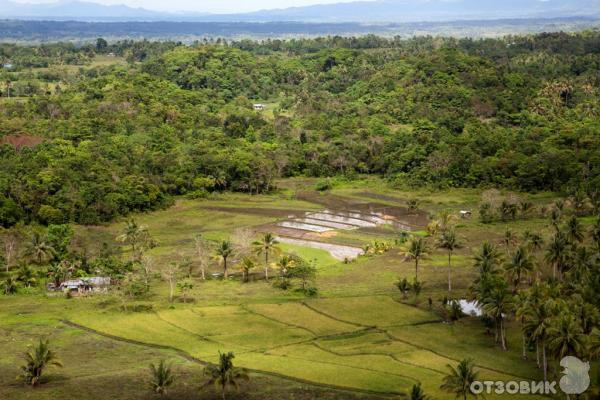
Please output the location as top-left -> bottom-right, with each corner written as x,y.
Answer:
559,356 -> 590,395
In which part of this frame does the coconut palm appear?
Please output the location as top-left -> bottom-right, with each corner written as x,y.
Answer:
545,232 -> 568,280
473,242 -> 502,276
274,255 -> 296,284
437,229 -> 462,292
2,274 -> 18,295
514,291 -> 532,359
252,233 -> 280,281
25,232 -> 55,265
20,339 -> 62,387
482,279 -> 513,351
396,277 -> 411,299
440,359 -> 479,400
524,300 -> 554,380
116,219 -> 154,262
204,352 -> 249,400
565,215 -> 584,244
16,263 -> 37,288
401,237 -> 429,281
504,246 -> 533,290
410,383 -> 430,400
503,229 -> 517,256
591,217 -> 600,248
215,240 -> 234,279
149,359 -> 175,396
547,312 -> 586,361
239,257 -> 256,283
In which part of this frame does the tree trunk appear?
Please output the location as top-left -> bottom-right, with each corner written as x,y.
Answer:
536,341 -> 540,368
264,252 -> 269,281
522,332 -> 527,359
447,252 -> 452,292
221,384 -> 226,400
169,280 -> 174,303
500,318 -> 507,351
415,259 -> 419,281
542,343 -> 548,381
201,264 -> 205,280
223,257 -> 228,279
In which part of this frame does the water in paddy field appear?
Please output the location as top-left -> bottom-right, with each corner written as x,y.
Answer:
278,221 -> 333,233
298,217 -> 359,230
277,236 -> 363,261
305,212 -> 378,227
458,299 -> 483,316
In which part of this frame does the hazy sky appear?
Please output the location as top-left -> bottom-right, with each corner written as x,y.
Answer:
14,0 -> 375,13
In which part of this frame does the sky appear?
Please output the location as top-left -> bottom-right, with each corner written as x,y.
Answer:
13,0 -> 376,13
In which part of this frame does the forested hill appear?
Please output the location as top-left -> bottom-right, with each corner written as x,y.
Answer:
0,32 -> 599,227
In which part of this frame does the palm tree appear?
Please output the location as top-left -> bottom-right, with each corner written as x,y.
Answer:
410,383 -> 430,400
547,312 -> 586,361
16,263 -> 37,288
20,339 -> 62,387
25,232 -> 55,265
2,274 -> 18,295
437,229 -> 462,292
482,279 -> 513,351
204,352 -> 249,400
275,255 -> 295,282
396,277 -> 411,299
504,246 -> 533,290
401,237 -> 429,281
239,257 -> 256,283
523,231 -> 544,282
149,360 -> 175,396
215,241 -> 234,279
116,219 -> 154,262
252,233 -> 280,281
440,359 -> 479,400
503,229 -> 516,256
590,217 -> 600,249
514,291 -> 531,360
473,242 -> 502,276
545,232 -> 568,280
565,216 -> 584,244
524,300 -> 554,380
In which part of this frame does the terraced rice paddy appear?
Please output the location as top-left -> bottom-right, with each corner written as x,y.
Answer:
66,295 -> 543,399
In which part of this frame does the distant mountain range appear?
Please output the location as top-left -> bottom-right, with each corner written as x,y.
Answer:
0,0 -> 599,22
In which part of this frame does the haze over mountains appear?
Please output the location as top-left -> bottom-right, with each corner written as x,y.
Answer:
1,0 -> 599,22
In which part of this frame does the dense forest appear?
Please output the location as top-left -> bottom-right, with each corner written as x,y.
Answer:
0,31 -> 599,226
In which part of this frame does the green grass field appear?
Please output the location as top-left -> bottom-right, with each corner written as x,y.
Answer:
2,179 -> 591,399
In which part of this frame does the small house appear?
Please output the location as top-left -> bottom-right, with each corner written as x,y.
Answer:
59,277 -> 111,294
2,63 -> 13,69
459,210 -> 472,219
253,103 -> 265,111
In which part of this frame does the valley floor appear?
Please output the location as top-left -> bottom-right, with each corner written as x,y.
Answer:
0,179 -> 587,399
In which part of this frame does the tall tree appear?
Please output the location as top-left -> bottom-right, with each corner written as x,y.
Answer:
25,232 -> 55,265
194,234 -> 210,280
215,240 -> 234,279
504,246 -> 533,290
437,229 -> 462,292
252,233 -> 280,281
116,219 -> 154,262
401,237 -> 429,281
545,232 -> 568,280
482,279 -> 513,351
